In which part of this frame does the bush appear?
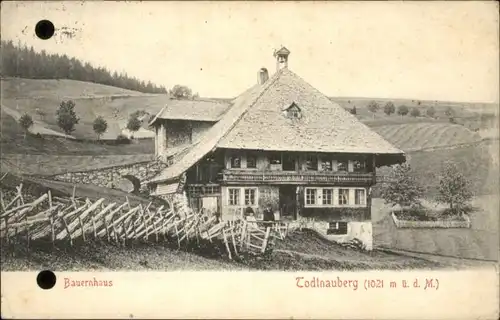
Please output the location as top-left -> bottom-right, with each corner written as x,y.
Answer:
410,107 -> 420,117
397,105 -> 409,117
380,163 -> 424,209
436,161 -> 473,213
426,106 -> 436,118
92,116 -> 108,140
383,102 -> 395,116
115,134 -> 131,145
56,100 -> 80,135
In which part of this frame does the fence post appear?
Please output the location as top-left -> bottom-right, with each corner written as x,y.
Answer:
4,217 -> 9,245
78,215 -> 86,242
25,215 -> 30,249
222,227 -> 232,260
261,227 -> 271,254
61,216 -> 73,246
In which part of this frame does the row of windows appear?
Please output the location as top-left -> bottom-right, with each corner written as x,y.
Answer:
228,153 -> 367,172
305,188 -> 366,207
228,188 -> 258,206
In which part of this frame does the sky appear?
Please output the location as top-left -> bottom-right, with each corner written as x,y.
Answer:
1,1 -> 499,102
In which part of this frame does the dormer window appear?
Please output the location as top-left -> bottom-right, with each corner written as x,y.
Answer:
283,102 -> 302,119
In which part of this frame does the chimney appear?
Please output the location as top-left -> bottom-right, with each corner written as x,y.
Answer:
257,67 -> 269,85
274,46 -> 291,71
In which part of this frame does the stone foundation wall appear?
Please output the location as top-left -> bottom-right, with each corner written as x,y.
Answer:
292,218 -> 373,250
50,160 -> 168,191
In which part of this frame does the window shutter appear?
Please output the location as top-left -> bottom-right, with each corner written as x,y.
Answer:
332,160 -> 338,172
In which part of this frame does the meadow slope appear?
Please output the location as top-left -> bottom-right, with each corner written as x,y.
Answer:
1,77 -> 169,140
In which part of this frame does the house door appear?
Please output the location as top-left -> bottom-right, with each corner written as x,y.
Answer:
279,186 -> 297,220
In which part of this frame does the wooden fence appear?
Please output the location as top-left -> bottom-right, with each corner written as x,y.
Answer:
0,184 -> 291,259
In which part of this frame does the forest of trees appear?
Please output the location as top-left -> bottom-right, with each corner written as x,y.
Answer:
1,40 -> 168,94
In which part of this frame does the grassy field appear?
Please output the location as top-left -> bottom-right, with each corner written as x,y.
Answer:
1,107 -> 154,155
1,228 -> 471,271
372,195 -> 499,261
376,142 -> 497,197
331,97 -> 498,120
372,122 -> 482,151
0,172 -> 156,206
1,77 -> 169,140
1,154 -> 154,176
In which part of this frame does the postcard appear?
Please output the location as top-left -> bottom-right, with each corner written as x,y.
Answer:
1,1 -> 499,319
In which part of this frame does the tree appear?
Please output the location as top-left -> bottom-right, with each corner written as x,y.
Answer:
381,163 -> 424,209
426,106 -> 436,118
56,100 -> 79,135
126,115 -> 142,138
436,161 -> 473,213
350,106 -> 357,115
410,107 -> 420,117
19,113 -> 34,139
444,107 -> 455,118
367,101 -> 380,118
169,85 -> 193,99
92,116 -> 108,140
397,105 -> 409,117
383,101 -> 396,116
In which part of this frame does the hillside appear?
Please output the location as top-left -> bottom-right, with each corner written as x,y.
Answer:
372,122 -> 482,151
1,108 -> 154,155
1,40 -> 167,94
1,77 -> 169,140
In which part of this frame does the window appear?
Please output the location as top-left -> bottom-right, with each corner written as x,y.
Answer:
353,160 -> 366,173
230,155 -> 241,168
337,160 -> 348,172
305,189 -> 317,205
326,222 -> 348,235
355,189 -> 366,205
246,153 -> 257,169
306,154 -> 318,171
244,188 -> 257,206
228,188 -> 240,206
282,153 -> 296,171
338,188 -> 349,205
322,189 -> 333,205
269,152 -> 282,165
321,158 -> 333,171
284,103 -> 302,119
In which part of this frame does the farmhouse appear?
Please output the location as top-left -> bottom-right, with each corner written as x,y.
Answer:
147,47 -> 405,249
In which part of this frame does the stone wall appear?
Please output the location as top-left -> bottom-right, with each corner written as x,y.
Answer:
391,212 -> 471,228
50,159 -> 168,192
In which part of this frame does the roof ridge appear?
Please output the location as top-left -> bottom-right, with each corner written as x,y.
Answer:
149,69 -> 285,183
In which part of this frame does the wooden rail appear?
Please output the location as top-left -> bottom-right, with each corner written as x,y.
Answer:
220,170 -> 376,184
0,184 -> 292,259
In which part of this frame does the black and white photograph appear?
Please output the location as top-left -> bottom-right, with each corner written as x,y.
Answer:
1,1 -> 498,318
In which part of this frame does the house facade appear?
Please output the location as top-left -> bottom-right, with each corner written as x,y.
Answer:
148,47 -> 405,250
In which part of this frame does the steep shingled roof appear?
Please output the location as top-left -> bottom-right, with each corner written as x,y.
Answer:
149,99 -> 230,123
149,68 -> 405,183
148,70 -> 282,183
218,69 -> 403,154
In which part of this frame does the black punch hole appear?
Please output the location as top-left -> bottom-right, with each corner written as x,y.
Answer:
35,20 -> 55,40
37,270 -> 56,289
